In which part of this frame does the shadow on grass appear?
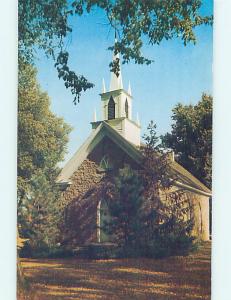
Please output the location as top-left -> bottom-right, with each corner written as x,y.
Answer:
20,242 -> 211,300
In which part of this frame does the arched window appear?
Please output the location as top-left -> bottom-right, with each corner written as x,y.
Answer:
108,96 -> 115,120
125,98 -> 129,118
97,199 -> 111,243
100,155 -> 113,171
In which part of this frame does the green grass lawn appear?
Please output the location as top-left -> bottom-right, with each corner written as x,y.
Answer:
18,242 -> 211,300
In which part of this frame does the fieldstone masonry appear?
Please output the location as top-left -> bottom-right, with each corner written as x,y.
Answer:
60,159 -> 105,246
60,157 -> 210,247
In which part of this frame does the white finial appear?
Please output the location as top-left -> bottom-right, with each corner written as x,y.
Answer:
102,78 -> 106,93
136,112 -> 140,126
93,109 -> 97,122
128,81 -> 132,96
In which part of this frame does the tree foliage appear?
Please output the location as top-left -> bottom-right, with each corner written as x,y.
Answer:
102,122 -> 194,258
141,122 -> 194,256
18,62 -> 72,252
19,0 -> 212,103
103,165 -> 144,253
161,93 -> 212,188
141,121 -> 171,197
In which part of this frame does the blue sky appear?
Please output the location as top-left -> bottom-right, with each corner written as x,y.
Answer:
35,1 -> 213,164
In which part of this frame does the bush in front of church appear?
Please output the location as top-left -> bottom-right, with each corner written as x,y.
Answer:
141,212 -> 195,258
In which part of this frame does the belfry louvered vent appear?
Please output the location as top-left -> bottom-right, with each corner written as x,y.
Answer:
108,96 -> 115,120
125,98 -> 129,118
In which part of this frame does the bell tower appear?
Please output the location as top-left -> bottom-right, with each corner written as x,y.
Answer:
101,50 -> 133,121
91,47 -> 141,146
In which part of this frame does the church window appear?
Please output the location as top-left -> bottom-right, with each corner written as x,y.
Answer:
97,155 -> 113,173
108,96 -> 115,119
125,98 -> 129,118
100,156 -> 109,170
100,155 -> 113,171
97,199 -> 111,243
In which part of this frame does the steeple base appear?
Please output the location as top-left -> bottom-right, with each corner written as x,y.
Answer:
91,118 -> 141,147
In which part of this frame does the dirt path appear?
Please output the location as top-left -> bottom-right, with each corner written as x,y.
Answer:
20,242 -> 211,300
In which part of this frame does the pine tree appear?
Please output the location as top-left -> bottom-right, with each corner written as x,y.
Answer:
103,166 -> 144,255
141,122 -> 194,257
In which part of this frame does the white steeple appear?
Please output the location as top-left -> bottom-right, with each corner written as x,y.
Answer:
92,37 -> 141,146
102,78 -> 106,93
93,109 -> 97,122
128,81 -> 132,96
136,112 -> 140,126
109,45 -> 123,91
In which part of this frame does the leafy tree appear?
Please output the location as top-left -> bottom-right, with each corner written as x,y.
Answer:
103,165 -> 144,254
161,93 -> 212,188
18,62 -> 72,253
18,62 -> 71,199
102,123 -> 194,258
19,173 -> 62,253
19,0 -> 212,103
141,122 -> 194,257
140,121 -> 172,242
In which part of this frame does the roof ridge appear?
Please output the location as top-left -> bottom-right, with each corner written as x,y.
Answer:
57,122 -> 211,196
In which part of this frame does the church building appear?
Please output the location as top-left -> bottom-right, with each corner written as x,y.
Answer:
57,52 -> 211,247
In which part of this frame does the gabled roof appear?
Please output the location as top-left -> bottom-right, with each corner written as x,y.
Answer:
170,160 -> 211,194
57,121 -> 211,197
56,121 -> 142,184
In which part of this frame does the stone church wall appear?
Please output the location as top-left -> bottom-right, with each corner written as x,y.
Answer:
159,186 -> 210,241
192,194 -> 210,241
60,150 -> 210,246
60,159 -> 105,246
60,139 -> 141,247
